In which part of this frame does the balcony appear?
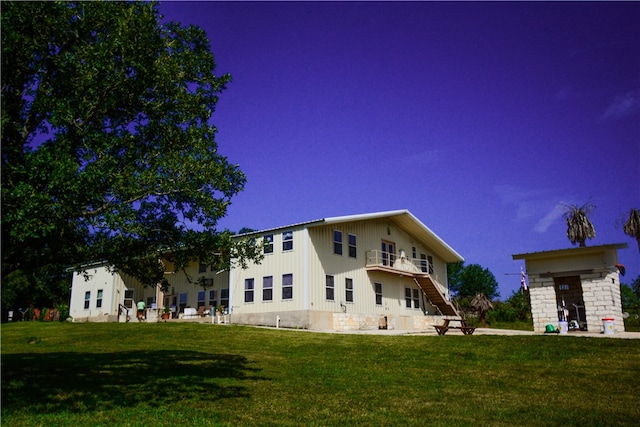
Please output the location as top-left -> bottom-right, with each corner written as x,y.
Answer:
365,250 -> 431,276
365,250 -> 457,316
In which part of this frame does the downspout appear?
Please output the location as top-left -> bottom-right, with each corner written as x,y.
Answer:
303,228 -> 310,310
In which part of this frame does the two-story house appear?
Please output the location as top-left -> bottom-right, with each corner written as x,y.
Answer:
69,210 -> 463,331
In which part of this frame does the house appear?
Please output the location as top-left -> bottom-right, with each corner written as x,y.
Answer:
228,210 -> 463,331
69,210 -> 464,331
512,243 -> 628,334
69,261 -> 230,322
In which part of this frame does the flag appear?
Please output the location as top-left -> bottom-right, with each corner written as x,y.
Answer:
520,268 -> 528,291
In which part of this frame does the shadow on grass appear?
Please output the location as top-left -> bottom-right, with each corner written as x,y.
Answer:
1,350 -> 265,415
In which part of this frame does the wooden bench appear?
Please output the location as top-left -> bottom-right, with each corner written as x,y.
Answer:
433,319 -> 476,335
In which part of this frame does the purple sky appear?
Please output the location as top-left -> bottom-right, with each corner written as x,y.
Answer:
159,1 -> 640,298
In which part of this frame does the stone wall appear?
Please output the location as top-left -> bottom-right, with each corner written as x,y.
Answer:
528,269 -> 624,333
581,271 -> 624,333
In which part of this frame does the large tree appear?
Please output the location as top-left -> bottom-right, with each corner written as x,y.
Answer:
447,262 -> 499,300
562,202 -> 596,247
1,1 -> 259,311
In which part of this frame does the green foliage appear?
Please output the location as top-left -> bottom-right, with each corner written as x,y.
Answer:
2,323 -> 639,425
447,262 -> 499,299
1,2 -> 259,309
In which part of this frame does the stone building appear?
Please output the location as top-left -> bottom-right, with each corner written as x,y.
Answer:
513,244 -> 627,333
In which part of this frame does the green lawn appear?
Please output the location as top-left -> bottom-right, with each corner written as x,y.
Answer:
2,322 -> 638,426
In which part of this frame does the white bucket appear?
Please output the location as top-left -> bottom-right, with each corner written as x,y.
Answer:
602,318 -> 615,335
558,320 -> 568,334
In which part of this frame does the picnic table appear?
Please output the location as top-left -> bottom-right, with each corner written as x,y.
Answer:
433,318 -> 476,335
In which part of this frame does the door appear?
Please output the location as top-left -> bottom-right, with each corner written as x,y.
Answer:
381,240 -> 396,267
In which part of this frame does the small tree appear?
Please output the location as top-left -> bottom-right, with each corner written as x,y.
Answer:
563,203 -> 596,247
471,293 -> 494,325
622,208 -> 640,253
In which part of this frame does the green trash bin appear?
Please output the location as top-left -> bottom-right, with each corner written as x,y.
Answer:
545,324 -> 557,333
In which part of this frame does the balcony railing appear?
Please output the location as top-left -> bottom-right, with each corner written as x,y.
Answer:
365,250 -> 431,272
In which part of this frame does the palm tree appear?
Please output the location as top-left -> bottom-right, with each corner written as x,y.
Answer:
471,293 -> 494,325
563,203 -> 596,247
623,208 -> 640,253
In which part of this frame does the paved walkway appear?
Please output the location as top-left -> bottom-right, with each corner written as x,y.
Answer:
320,327 -> 640,339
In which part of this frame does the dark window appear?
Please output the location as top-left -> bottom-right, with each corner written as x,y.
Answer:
263,276 -> 273,301
282,274 -> 293,299
420,254 -> 428,273
197,290 -> 206,307
375,283 -> 382,305
199,263 -> 207,273
220,288 -> 229,312
348,234 -> 357,258
405,288 -> 412,308
333,230 -> 343,255
263,234 -> 274,254
345,278 -> 353,303
413,289 -> 420,309
244,278 -> 254,303
428,256 -> 434,274
96,289 -> 103,308
282,231 -> 293,251
326,275 -> 335,300
84,291 -> 91,309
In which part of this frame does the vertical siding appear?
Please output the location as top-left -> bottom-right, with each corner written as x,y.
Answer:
308,218 -> 449,317
231,225 -> 308,314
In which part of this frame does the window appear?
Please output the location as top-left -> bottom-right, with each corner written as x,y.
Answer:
382,240 -> 395,267
282,231 -> 293,251
198,263 -> 207,273
197,290 -> 206,307
412,247 -> 417,259
420,254 -> 428,273
96,289 -> 103,308
405,288 -> 419,308
263,234 -> 274,254
208,290 -> 217,309
326,275 -> 335,300
282,274 -> 293,299
263,276 -> 273,301
84,291 -> 91,309
333,230 -> 343,255
220,288 -> 229,311
179,292 -> 188,313
124,290 -> 134,309
428,256 -> 434,274
345,278 -> 354,303
375,283 -> 383,305
244,278 -> 254,303
348,234 -> 357,258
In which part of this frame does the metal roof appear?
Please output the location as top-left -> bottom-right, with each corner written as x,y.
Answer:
512,243 -> 628,260
235,209 -> 464,263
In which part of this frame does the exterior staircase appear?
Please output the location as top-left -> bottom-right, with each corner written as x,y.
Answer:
414,275 -> 458,317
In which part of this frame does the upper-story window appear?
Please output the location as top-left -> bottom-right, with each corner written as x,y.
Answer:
348,234 -> 357,258
84,291 -> 91,309
333,230 -> 343,255
282,231 -> 293,251
96,289 -> 103,309
263,234 -> 274,254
